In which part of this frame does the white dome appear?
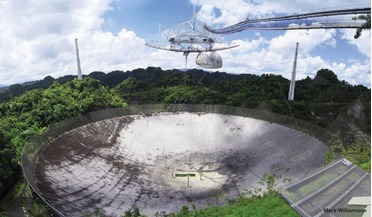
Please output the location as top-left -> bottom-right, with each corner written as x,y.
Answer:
196,51 -> 222,69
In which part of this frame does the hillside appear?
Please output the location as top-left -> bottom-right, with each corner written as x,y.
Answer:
0,67 -> 370,216
0,78 -> 126,200
1,68 -> 369,133
0,67 -> 370,154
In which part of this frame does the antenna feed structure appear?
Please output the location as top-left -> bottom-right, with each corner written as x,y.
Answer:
145,12 -> 238,69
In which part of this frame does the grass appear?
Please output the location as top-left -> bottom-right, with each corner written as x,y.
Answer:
167,192 -> 300,217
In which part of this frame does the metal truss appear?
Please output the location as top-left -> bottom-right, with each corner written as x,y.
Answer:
205,7 -> 371,34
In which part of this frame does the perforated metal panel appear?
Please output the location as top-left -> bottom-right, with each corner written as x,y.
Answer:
281,158 -> 371,217
22,104 -> 331,216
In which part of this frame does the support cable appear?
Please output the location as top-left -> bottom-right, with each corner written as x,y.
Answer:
275,76 -> 299,128
177,69 -> 209,111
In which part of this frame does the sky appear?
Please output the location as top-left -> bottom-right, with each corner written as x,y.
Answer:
0,0 -> 370,87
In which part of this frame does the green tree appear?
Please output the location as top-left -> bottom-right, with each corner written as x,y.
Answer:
115,77 -> 141,94
123,207 -> 146,217
29,203 -> 48,217
164,86 -> 216,104
325,132 -> 371,172
315,69 -> 339,85
0,77 -> 126,199
353,14 -> 371,39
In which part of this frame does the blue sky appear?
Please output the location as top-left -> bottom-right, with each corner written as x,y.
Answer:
102,1 -> 195,35
0,0 -> 370,87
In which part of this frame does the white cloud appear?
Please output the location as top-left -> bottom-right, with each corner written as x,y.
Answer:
187,0 -> 370,87
191,0 -> 370,26
0,0 -> 114,84
209,29 -> 370,87
340,29 -> 371,58
197,4 -> 217,24
269,29 -> 337,55
192,0 -> 253,26
0,0 -> 196,85
0,0 -> 370,88
338,60 -> 371,85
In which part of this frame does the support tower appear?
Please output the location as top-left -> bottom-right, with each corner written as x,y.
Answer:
288,42 -> 299,101
75,38 -> 82,80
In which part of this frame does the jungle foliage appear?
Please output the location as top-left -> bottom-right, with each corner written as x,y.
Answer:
164,192 -> 299,217
0,78 -> 126,199
325,132 -> 371,172
113,67 -> 369,129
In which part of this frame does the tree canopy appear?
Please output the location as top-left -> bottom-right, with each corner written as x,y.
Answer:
0,78 -> 126,198
353,14 -> 371,39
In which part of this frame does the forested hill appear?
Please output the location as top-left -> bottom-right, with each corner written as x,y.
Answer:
0,68 -> 253,102
0,67 -> 370,133
1,67 -> 370,104
0,67 -> 370,131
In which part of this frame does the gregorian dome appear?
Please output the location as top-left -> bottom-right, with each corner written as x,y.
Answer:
196,51 -> 222,69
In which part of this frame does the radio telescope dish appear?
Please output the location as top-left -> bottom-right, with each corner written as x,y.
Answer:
196,52 -> 222,69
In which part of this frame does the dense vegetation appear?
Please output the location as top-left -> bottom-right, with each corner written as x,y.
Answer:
166,193 -> 299,217
90,173 -> 299,217
111,67 -> 369,131
325,132 -> 371,171
0,67 -> 370,216
0,78 -> 126,200
117,192 -> 299,217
